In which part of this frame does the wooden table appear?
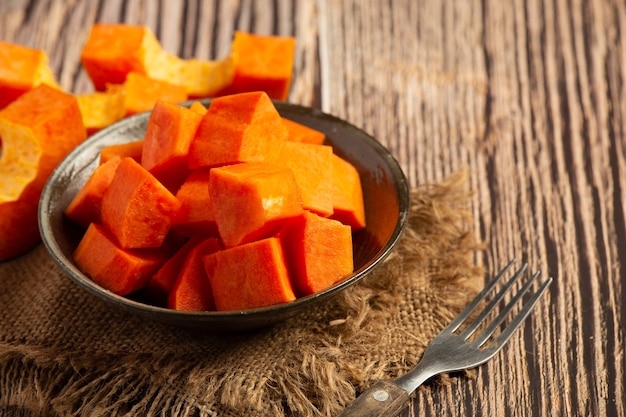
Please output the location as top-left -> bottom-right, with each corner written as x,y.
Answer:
1,1 -> 624,416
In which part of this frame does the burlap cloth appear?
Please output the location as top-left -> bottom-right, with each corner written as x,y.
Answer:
0,169 -> 484,417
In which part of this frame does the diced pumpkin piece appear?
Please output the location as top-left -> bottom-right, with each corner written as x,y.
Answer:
209,162 -> 303,248
172,168 -> 217,238
75,87 -> 125,135
178,57 -> 235,98
80,24 -> 154,91
0,85 -> 86,260
167,237 -> 221,311
144,234 -> 204,306
282,118 -> 325,145
123,72 -> 188,116
101,157 -> 181,249
280,211 -> 354,297
99,140 -> 144,165
187,91 -> 288,169
74,223 -> 166,296
330,154 -> 366,231
64,156 -> 122,228
203,237 -> 296,311
0,41 -> 60,109
228,32 -> 296,100
277,142 -> 334,217
141,100 -> 203,192
188,101 -> 208,115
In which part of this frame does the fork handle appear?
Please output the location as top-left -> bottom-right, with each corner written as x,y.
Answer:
338,380 -> 411,417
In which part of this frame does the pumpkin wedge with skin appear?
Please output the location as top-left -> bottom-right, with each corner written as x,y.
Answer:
203,237 -> 296,311
101,157 -> 181,249
0,85 -> 86,261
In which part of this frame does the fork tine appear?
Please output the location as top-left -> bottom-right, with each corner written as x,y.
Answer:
446,258 -> 517,333
457,262 -> 528,339
491,276 -> 553,348
473,269 -> 541,347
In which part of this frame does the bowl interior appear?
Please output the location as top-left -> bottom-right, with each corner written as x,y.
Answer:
39,100 -> 409,331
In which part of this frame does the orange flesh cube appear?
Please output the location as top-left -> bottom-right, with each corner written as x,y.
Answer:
229,32 -> 296,100
167,237 -> 221,311
101,157 -> 181,249
188,101 -> 208,115
208,162 -> 303,248
277,142 -> 334,217
80,24 -> 151,91
187,91 -> 288,169
172,168 -> 217,238
0,41 -> 59,109
144,234 -> 205,306
75,88 -> 126,135
64,157 -> 122,228
282,118 -> 326,145
280,211 -> 354,297
99,140 -> 144,165
203,237 -> 296,311
123,72 -> 188,116
0,85 -> 86,260
141,100 -> 203,192
74,223 -> 166,296
330,154 -> 366,231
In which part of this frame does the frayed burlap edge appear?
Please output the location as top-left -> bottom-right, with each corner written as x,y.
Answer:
0,168 -> 485,417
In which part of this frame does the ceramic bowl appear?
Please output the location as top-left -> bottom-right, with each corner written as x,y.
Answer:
39,100 -> 410,331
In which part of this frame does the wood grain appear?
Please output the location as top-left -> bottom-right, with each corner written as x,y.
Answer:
1,0 -> 624,416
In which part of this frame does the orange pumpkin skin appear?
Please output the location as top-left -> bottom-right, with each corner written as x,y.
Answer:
0,85 -> 86,261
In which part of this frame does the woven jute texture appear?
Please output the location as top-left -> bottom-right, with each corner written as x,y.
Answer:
0,169 -> 484,417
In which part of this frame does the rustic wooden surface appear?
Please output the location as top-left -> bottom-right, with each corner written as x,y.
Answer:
1,0 -> 624,416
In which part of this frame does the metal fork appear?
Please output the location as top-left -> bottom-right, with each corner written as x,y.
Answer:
338,259 -> 553,417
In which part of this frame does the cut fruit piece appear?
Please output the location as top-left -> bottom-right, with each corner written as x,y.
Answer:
208,162 -> 303,248
144,234 -> 205,306
279,211 -> 354,297
187,91 -> 288,169
123,72 -> 188,116
228,32 -> 296,100
74,223 -> 166,296
99,140 -> 144,165
0,85 -> 86,260
282,118 -> 325,145
101,157 -> 181,249
203,237 -> 296,311
167,237 -> 221,311
277,141 -> 334,217
172,168 -> 217,238
330,154 -> 366,231
141,100 -> 203,192
0,41 -> 60,109
75,87 -> 125,135
64,156 -> 122,228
